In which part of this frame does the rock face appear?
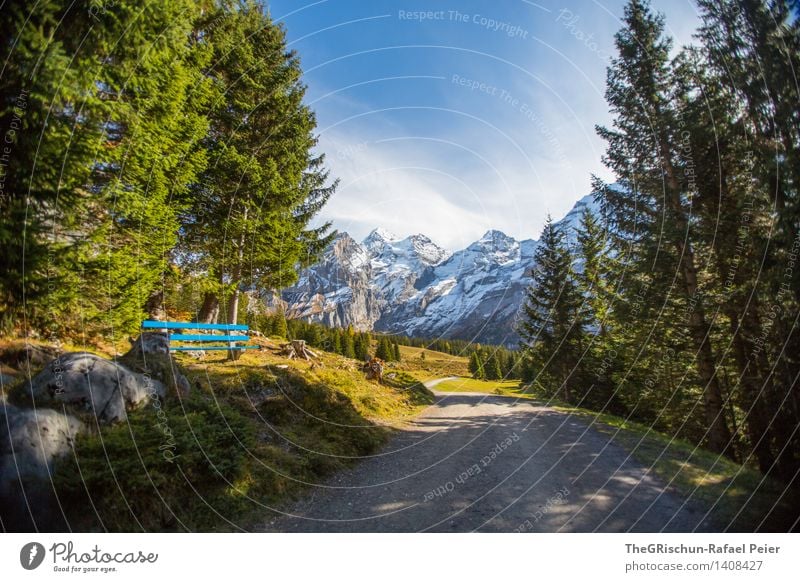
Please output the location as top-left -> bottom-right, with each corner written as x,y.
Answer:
0,403 -> 84,531
282,233 -> 383,330
277,194 -> 601,346
27,352 -> 165,423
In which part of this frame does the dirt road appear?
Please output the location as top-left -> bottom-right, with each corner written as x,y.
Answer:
265,380 -> 714,532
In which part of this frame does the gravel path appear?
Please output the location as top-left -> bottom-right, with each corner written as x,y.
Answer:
263,380 -> 714,532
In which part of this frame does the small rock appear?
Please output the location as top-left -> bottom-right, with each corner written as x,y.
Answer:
125,332 -> 170,357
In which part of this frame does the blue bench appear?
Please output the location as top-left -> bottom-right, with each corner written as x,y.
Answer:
141,320 -> 259,355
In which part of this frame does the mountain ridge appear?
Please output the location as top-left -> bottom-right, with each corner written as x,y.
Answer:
275,193 -> 599,346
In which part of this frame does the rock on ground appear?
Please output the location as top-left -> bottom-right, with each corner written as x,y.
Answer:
125,332 -> 171,357
122,333 -> 190,396
0,403 -> 84,531
27,352 -> 165,424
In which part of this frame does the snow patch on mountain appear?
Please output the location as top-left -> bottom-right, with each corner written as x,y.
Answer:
277,192 -> 603,345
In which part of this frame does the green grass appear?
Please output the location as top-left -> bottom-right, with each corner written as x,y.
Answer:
396,345 -> 470,381
432,377 -> 530,396
47,338 -> 434,531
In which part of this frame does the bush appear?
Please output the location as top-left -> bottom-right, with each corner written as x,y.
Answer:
54,392 -> 255,532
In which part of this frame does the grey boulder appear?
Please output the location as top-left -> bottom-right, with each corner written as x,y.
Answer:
122,333 -> 191,396
125,332 -> 171,357
0,403 -> 84,531
28,352 -> 165,424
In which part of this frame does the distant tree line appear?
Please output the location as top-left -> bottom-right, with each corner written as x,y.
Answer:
253,311 -> 525,376
517,0 -> 800,482
468,349 -> 522,381
0,0 -> 336,338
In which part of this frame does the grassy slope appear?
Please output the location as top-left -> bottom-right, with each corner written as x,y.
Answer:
1,336 -> 435,531
393,345 -> 470,381
433,376 -> 528,395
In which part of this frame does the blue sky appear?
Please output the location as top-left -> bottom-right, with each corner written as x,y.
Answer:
265,0 -> 700,249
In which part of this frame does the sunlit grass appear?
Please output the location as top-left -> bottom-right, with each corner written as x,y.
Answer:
432,377 -> 529,396
396,345 -> 469,381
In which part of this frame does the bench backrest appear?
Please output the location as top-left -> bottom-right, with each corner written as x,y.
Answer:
141,320 -> 255,352
141,321 -> 248,331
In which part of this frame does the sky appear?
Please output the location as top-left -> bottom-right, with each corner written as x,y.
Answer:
265,0 -> 701,250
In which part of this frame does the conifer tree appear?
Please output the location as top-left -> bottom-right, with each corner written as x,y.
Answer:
485,354 -> 502,381
376,337 -> 392,361
354,333 -> 370,361
342,331 -> 356,359
273,309 -> 288,338
0,0 -> 211,335
468,352 -> 481,379
596,0 -> 733,454
518,217 -> 587,403
183,1 -> 336,327
331,329 -> 343,355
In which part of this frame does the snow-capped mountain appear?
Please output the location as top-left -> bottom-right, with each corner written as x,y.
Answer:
277,193 -> 600,346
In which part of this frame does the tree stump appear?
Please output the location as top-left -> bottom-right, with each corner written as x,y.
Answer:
363,357 -> 384,384
280,340 -> 318,360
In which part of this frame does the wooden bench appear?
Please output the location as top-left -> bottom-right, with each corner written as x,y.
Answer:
141,320 -> 259,357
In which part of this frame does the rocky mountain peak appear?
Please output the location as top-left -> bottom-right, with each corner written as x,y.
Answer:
276,192 -> 599,345
363,227 -> 400,250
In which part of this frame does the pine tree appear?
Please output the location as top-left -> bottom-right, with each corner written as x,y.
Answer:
0,0 -> 211,335
304,324 -> 322,347
393,342 -> 401,362
468,352 -> 481,379
469,351 -> 486,380
354,333 -> 370,361
686,0 -> 800,475
485,354 -> 502,381
376,337 -> 392,361
0,0 -> 102,325
182,2 -> 336,328
596,0 -> 733,455
517,217 -> 587,403
331,329 -> 343,355
273,309 -> 288,338
342,331 -> 356,359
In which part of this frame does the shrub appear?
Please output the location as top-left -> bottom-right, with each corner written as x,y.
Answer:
54,392 -> 255,531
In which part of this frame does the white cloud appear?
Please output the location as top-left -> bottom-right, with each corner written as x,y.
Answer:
306,0 -> 703,251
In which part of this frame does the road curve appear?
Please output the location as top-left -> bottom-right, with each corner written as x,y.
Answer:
263,379 -> 714,532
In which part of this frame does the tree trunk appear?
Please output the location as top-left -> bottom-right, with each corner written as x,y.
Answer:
145,289 -> 166,321
226,289 -> 240,325
660,141 -> 734,457
197,292 -> 219,324
727,308 -> 775,473
226,207 -> 247,360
